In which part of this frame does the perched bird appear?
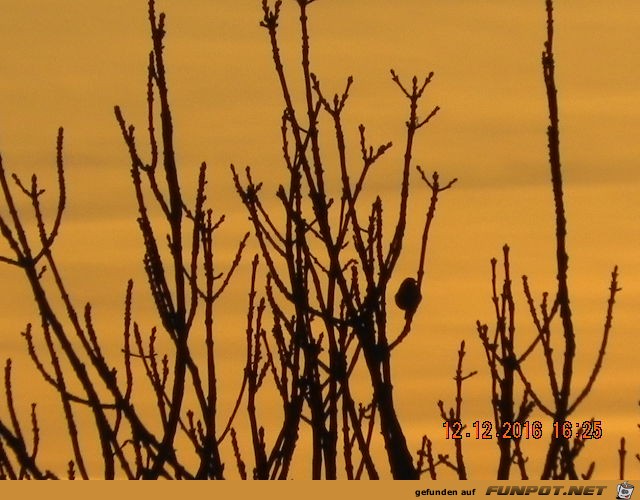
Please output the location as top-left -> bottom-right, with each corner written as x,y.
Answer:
394,277 -> 422,318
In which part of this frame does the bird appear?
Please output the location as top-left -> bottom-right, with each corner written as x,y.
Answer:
394,277 -> 421,319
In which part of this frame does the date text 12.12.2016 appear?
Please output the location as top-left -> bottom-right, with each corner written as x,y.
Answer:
443,420 -> 603,440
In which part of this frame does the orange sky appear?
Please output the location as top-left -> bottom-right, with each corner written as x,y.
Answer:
0,1 -> 639,479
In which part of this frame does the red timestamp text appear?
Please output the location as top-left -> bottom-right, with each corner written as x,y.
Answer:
443,420 -> 603,440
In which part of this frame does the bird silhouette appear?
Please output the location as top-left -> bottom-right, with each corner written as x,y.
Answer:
394,277 -> 421,319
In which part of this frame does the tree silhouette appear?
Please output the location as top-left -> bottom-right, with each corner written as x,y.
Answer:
0,0 -> 623,480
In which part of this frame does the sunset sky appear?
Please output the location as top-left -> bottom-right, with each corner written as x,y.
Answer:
0,1 -> 638,479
